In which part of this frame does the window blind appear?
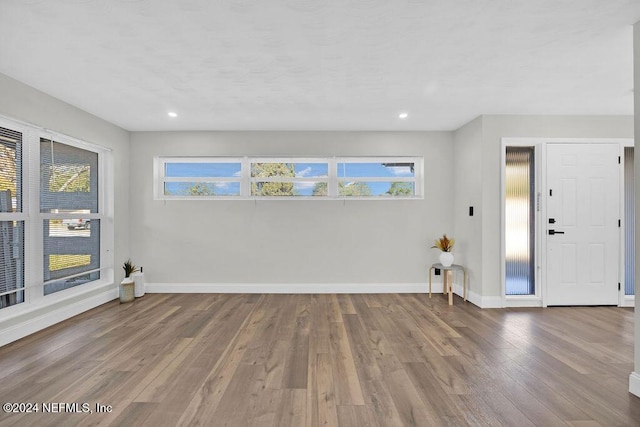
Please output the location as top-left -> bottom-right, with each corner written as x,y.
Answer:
0,126 -> 24,308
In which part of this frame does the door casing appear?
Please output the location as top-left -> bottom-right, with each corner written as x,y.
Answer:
501,138 -> 632,308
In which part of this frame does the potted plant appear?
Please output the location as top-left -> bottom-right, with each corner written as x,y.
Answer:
120,259 -> 138,303
432,234 -> 455,267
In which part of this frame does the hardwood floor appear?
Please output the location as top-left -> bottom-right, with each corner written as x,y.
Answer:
0,293 -> 638,426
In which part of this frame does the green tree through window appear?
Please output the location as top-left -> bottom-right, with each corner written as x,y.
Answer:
339,182 -> 372,196
0,143 -> 17,199
251,163 -> 295,196
386,182 -> 413,196
49,165 -> 90,192
185,182 -> 216,196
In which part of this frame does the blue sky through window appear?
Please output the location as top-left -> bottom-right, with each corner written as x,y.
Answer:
250,162 -> 328,178
294,163 -> 327,178
337,162 -> 414,178
163,160 -> 416,197
166,162 -> 241,178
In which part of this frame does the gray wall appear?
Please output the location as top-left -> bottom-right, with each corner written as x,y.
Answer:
130,131 -> 453,287
452,117 -> 483,297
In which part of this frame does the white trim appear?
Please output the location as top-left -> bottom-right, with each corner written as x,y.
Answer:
0,212 -> 27,220
505,297 -> 544,308
146,282 -> 429,294
145,282 -> 496,308
0,286 -> 117,347
502,137 -> 633,145
501,137 -> 632,307
477,296 -> 503,309
39,136 -> 108,293
0,113 -> 111,153
0,277 -> 114,320
500,140 -> 541,306
629,372 -> 640,398
40,213 -> 103,220
621,295 -> 636,307
26,126 -> 42,304
337,177 -> 416,183
0,113 -> 114,315
462,288 -> 502,308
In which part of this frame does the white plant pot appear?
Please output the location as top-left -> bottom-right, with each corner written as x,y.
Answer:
120,278 -> 135,303
439,251 -> 454,267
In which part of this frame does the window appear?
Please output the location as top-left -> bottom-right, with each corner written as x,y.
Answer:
504,147 -> 535,296
41,139 -> 101,295
0,116 -> 111,313
0,127 -> 24,309
250,160 -> 329,197
159,158 -> 242,198
337,159 -> 418,198
624,146 -> 635,296
155,156 -> 423,199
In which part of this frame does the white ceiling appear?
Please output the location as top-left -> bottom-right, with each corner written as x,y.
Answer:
1,0 -> 639,131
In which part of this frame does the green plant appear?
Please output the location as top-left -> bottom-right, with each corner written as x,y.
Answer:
123,259 -> 139,278
431,234 -> 454,252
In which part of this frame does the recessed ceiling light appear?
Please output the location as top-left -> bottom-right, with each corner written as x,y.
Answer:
168,112 -> 178,118
398,112 -> 409,119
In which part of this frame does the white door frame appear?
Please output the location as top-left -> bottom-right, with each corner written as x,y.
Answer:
501,137 -> 632,308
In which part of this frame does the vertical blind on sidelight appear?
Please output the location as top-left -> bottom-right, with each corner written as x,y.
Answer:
505,147 -> 535,296
624,147 -> 635,296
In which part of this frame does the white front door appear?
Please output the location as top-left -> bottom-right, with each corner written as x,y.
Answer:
546,143 -> 620,306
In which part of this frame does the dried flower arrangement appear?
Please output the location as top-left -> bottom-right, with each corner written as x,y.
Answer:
431,234 -> 454,252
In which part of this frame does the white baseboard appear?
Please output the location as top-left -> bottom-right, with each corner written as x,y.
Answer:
145,282 -> 430,294
630,372 -> 640,398
465,289 -> 502,308
435,281 -> 497,308
145,282 -> 492,308
621,295 -> 636,308
0,288 -> 117,347
506,298 -> 543,308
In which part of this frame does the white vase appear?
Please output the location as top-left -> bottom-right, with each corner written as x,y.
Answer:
439,251 -> 454,267
131,271 -> 145,297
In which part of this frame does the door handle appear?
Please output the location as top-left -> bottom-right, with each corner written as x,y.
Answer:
548,230 -> 565,235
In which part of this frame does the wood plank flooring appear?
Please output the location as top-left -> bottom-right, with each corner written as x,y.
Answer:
0,293 -> 638,426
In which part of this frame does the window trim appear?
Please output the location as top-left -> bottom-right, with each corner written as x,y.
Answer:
154,156 -> 244,200
250,157 -> 330,199
155,156 -> 424,200
40,134 -> 107,295
0,114 -> 114,314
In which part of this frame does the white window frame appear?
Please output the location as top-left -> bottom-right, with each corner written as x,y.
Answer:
336,157 -> 423,199
0,114 -> 113,316
155,156 -> 424,200
250,157 -> 330,199
154,157 -> 244,200
39,134 -> 108,296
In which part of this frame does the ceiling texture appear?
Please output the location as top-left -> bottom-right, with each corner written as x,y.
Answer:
1,0 -> 640,131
